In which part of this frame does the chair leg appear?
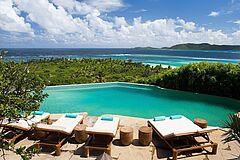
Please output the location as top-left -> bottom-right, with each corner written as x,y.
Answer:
172,150 -> 178,160
212,143 -> 217,154
55,144 -> 61,156
35,143 -> 40,150
106,148 -> 111,156
84,147 -> 89,157
47,117 -> 51,124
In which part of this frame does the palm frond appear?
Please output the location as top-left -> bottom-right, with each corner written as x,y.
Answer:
222,114 -> 240,143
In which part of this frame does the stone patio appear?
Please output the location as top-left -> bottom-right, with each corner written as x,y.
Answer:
1,114 -> 240,160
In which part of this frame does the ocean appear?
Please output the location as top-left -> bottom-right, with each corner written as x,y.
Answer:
3,48 -> 240,67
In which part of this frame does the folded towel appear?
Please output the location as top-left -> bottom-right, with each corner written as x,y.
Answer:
65,113 -> 78,118
170,115 -> 182,120
101,116 -> 113,121
154,116 -> 166,121
33,111 -> 44,115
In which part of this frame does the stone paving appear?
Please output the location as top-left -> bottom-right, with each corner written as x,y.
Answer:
1,114 -> 240,160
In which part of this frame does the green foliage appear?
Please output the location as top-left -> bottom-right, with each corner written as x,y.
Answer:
154,62 -> 240,99
223,114 -> 240,143
15,59 -> 240,100
0,61 -> 48,119
16,146 -> 40,160
0,55 -> 48,159
0,56 -> 239,159
26,58 -> 168,85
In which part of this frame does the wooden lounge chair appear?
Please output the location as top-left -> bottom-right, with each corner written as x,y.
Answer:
35,114 -> 84,156
148,115 -> 218,160
0,112 -> 50,143
85,116 -> 120,157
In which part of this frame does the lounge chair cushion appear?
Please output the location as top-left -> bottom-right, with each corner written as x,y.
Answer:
101,116 -> 113,121
65,113 -> 78,118
148,116 -> 218,138
1,112 -> 50,131
28,112 -> 50,124
154,116 -> 166,121
33,111 -> 44,115
86,117 -> 119,137
36,114 -> 83,135
170,115 -> 182,120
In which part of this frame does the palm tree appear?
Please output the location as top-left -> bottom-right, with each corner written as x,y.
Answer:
223,113 -> 240,143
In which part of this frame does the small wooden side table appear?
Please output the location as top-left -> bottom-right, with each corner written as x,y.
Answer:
120,126 -> 133,146
74,124 -> 88,143
139,126 -> 152,146
194,118 -> 208,128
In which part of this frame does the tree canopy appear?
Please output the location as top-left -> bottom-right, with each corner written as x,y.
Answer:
153,62 -> 240,99
0,51 -> 48,159
26,58 -> 167,85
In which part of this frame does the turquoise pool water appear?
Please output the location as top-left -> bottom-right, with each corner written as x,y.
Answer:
41,83 -> 240,126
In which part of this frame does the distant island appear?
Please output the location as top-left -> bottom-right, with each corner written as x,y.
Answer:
133,43 -> 240,51
162,43 -> 240,51
132,47 -> 159,50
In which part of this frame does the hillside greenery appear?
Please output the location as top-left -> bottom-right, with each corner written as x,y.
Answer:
27,58 -> 167,85
162,43 -> 240,50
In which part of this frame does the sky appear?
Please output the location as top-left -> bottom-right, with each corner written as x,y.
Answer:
0,0 -> 240,48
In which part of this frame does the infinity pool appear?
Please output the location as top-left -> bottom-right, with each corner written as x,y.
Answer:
41,82 -> 239,126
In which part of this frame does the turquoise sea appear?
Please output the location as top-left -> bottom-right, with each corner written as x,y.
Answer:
41,83 -> 240,127
4,48 -> 240,67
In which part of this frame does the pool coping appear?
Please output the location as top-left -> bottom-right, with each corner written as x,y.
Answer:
45,82 -> 240,102
46,81 -> 165,89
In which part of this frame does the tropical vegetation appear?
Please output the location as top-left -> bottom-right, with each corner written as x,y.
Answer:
223,113 -> 240,143
1,58 -> 239,100
0,51 -> 48,159
26,58 -> 167,85
0,53 -> 240,159
153,62 -> 240,99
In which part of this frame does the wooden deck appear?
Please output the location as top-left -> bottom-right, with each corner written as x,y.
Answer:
1,114 -> 240,160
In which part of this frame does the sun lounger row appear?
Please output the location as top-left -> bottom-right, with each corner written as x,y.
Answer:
0,113 -> 218,159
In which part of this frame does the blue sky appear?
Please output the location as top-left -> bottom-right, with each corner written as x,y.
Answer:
0,0 -> 240,48
116,0 -> 239,32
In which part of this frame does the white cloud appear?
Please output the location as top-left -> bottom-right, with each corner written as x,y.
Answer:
232,31 -> 240,41
115,17 -> 128,27
208,11 -> 220,17
131,9 -> 148,13
0,0 -> 239,47
14,0 -> 91,35
177,18 -> 196,31
51,0 -> 124,15
234,20 -> 240,24
85,0 -> 124,12
0,0 -> 33,33
51,0 -> 93,15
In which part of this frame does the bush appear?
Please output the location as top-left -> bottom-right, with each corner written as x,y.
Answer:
0,57 -> 48,159
154,62 -> 240,99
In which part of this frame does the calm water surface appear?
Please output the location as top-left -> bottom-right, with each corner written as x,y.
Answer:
4,48 -> 240,67
41,83 -> 240,127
